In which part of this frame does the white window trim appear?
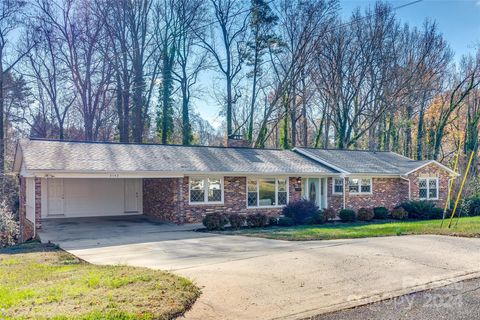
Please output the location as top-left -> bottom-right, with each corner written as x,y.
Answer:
419,177 -> 439,200
348,177 -> 373,195
246,177 -> 289,209
332,177 -> 344,195
188,176 -> 224,205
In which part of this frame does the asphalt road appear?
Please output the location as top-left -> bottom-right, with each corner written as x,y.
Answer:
313,277 -> 480,320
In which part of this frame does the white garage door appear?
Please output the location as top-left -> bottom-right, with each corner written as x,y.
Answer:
45,178 -> 142,218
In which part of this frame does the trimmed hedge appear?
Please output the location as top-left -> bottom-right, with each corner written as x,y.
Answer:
203,213 -> 229,230
278,216 -> 295,226
357,208 -> 374,221
339,209 -> 356,222
246,213 -> 269,228
304,211 -> 325,225
391,207 -> 408,220
323,208 -> 337,221
228,213 -> 246,229
400,200 -> 438,220
373,207 -> 389,219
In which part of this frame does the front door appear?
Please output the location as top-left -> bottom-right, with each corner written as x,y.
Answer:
48,179 -> 64,216
302,177 -> 327,209
124,179 -> 140,213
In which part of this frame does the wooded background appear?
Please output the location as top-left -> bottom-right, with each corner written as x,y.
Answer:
0,0 -> 479,196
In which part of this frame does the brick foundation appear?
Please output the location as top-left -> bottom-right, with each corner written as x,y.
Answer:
143,176 -> 302,223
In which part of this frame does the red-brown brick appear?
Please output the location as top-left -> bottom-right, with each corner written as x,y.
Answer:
326,163 -> 451,212
143,176 -> 302,223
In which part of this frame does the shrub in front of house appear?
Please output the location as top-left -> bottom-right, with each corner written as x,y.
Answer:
373,207 -> 389,219
268,216 -> 279,226
424,207 -> 444,220
202,212 -> 229,231
0,201 -> 19,247
400,200 -> 437,220
278,216 -> 295,226
357,208 -> 374,221
228,213 -> 246,229
391,207 -> 408,220
304,211 -> 325,225
282,199 -> 319,225
461,197 -> 480,217
323,208 -> 337,221
246,213 -> 269,228
339,209 -> 356,222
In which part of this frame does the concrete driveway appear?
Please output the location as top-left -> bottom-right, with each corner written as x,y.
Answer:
39,216 -> 480,320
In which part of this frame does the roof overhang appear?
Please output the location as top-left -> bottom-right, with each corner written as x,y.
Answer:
20,170 -> 341,179
12,142 -> 23,173
404,160 -> 458,176
293,148 -> 350,174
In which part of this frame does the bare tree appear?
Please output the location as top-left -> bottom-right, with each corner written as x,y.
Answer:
0,0 -> 32,175
172,0 -> 207,145
126,0 -> 154,143
197,0 -> 249,137
36,0 -> 114,141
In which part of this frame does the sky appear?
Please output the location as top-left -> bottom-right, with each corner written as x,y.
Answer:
197,0 -> 480,128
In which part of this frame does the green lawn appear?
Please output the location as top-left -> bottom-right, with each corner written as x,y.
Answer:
0,242 -> 200,319
219,216 -> 480,241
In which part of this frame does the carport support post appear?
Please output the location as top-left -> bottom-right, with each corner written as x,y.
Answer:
34,177 -> 42,235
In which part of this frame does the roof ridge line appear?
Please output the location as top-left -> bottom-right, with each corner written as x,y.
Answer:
26,138 -> 286,151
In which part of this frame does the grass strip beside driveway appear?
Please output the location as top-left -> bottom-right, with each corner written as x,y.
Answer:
217,216 -> 480,241
0,242 -> 200,319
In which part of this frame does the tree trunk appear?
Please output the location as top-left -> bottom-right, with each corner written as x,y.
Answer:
226,77 -> 233,136
416,98 -> 426,160
247,35 -> 260,144
404,105 -> 413,157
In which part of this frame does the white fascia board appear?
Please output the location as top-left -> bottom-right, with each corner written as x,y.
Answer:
30,171 -> 185,179
293,148 -> 350,174
345,173 -> 402,178
404,160 -> 458,176
26,170 -> 341,179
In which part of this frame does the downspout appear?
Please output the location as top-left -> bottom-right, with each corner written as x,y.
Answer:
400,175 -> 411,200
342,174 -> 346,209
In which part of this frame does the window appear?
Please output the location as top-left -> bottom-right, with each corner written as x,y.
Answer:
333,178 -> 343,194
348,177 -> 372,195
360,178 -> 371,193
247,177 -> 288,207
419,178 -> 438,200
349,178 -> 359,193
189,177 -> 223,204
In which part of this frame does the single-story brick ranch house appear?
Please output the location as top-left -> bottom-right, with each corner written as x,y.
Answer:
13,138 -> 456,241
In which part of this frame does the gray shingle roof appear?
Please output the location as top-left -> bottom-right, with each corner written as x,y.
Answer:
17,139 -> 337,175
295,148 -> 433,175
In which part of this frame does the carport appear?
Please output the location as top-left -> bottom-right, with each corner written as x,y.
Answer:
41,177 -> 143,218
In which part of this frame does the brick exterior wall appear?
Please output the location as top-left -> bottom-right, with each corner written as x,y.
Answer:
18,177 -> 42,242
326,163 -> 451,213
143,176 -> 302,223
408,163 -> 450,207
329,177 -> 409,211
